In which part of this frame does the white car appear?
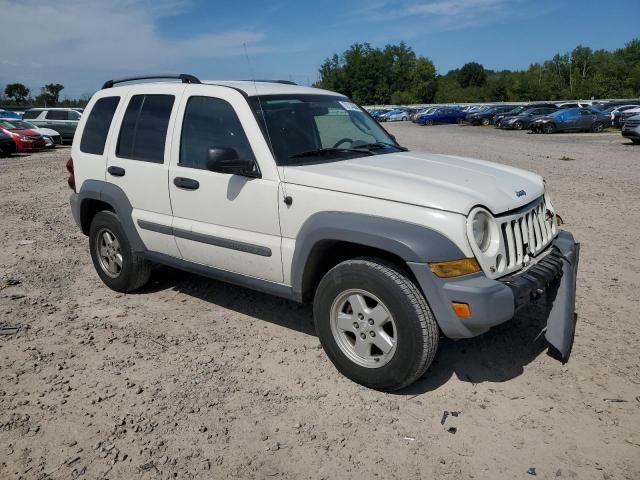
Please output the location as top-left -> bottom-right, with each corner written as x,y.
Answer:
68,74 -> 580,390
0,118 -> 61,148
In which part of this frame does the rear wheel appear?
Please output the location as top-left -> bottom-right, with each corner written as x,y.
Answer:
543,123 -> 556,134
457,118 -> 464,124
591,122 -> 604,133
89,211 -> 151,292
313,258 -> 439,391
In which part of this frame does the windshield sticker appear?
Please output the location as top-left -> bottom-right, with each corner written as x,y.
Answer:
339,101 -> 361,112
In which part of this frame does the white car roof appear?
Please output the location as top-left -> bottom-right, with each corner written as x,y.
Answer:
201,80 -> 341,97
101,80 -> 342,98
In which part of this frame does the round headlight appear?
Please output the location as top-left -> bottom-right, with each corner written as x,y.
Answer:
472,211 -> 491,252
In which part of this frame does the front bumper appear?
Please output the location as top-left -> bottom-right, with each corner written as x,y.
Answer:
409,230 -> 580,361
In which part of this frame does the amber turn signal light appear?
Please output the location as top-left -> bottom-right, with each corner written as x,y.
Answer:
430,258 -> 481,278
451,302 -> 471,318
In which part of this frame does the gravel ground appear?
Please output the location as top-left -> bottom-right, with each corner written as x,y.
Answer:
1,125 -> 639,480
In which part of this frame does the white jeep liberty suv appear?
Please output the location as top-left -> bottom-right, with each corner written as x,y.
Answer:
68,74 -> 580,391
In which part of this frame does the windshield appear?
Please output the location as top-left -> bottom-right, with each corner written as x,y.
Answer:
0,119 -> 33,130
249,94 -> 404,166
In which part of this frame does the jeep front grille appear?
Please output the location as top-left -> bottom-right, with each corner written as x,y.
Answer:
498,197 -> 557,275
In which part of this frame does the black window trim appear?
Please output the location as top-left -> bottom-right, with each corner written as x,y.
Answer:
116,93 -> 175,164
178,94 -> 261,177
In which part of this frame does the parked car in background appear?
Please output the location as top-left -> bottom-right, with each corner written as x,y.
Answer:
0,118 -> 61,148
0,109 -> 22,119
22,107 -> 82,143
493,103 -> 555,127
499,106 -> 559,130
0,131 -> 17,157
385,109 -> 412,122
556,102 -> 591,109
0,119 -> 47,151
466,105 -> 515,125
605,105 -> 640,128
416,107 -> 466,125
530,107 -> 610,134
618,107 -> 640,128
411,107 -> 435,121
621,114 -> 640,144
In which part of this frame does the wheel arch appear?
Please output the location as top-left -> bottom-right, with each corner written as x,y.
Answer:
74,180 -> 146,252
291,212 -> 465,302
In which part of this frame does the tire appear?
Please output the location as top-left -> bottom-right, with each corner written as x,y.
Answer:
313,257 -> 439,391
424,119 -> 434,126
496,120 -> 502,128
456,118 -> 464,124
543,123 -> 555,134
591,122 -> 604,133
481,118 -> 490,126
632,139 -> 640,145
513,120 -> 523,130
89,211 -> 151,292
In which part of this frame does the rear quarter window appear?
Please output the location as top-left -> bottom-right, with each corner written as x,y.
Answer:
80,97 -> 120,155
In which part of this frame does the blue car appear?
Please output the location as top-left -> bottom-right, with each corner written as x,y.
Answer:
416,107 -> 466,126
0,109 -> 22,120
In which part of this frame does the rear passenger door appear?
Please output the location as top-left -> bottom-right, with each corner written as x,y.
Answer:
105,84 -> 185,258
167,85 -> 283,283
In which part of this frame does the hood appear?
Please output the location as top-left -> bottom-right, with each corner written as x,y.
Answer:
1,127 -> 41,137
282,151 -> 544,215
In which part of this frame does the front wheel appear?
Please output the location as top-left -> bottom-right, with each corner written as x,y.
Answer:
313,258 -> 439,391
481,118 -> 490,126
424,119 -> 434,126
543,123 -> 556,134
89,211 -> 151,292
513,120 -> 524,130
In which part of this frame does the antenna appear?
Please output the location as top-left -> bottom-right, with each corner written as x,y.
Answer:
243,43 -> 287,197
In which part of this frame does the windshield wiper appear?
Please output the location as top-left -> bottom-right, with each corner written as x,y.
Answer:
356,142 -> 409,152
289,147 -> 374,159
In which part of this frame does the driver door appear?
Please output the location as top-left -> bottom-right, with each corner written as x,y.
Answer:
168,85 -> 284,283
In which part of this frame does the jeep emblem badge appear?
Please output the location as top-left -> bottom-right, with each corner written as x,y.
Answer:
515,190 -> 527,198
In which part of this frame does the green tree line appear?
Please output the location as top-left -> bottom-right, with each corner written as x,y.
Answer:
1,83 -> 88,107
315,39 -> 640,105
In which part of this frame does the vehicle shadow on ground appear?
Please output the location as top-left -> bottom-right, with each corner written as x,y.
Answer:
139,266 -> 551,391
400,301 -> 551,394
139,266 -> 316,336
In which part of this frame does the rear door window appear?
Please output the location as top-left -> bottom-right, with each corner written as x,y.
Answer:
46,110 -> 68,120
80,97 -> 120,155
116,94 -> 175,163
22,110 -> 41,120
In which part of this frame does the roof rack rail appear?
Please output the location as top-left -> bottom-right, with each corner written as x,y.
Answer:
102,74 -> 201,89
242,79 -> 297,85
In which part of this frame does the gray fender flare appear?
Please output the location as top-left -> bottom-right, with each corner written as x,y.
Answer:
73,180 -> 146,252
290,211 -> 465,298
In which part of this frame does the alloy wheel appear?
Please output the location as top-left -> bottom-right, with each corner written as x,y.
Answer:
96,228 -> 123,278
330,289 -> 397,368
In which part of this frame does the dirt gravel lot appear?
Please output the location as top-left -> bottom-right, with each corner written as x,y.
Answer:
1,124 -> 639,480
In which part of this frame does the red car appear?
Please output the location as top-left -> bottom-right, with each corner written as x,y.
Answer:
0,119 -> 46,152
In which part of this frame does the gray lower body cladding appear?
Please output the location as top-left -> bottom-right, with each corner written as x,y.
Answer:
409,230 -> 579,361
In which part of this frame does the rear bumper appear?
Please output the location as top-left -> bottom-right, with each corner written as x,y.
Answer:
409,230 -> 580,361
69,193 -> 81,228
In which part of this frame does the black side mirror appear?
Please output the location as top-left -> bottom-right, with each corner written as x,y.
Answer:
206,147 -> 256,176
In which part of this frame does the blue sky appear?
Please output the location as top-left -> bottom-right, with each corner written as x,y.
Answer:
1,0 -> 639,99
